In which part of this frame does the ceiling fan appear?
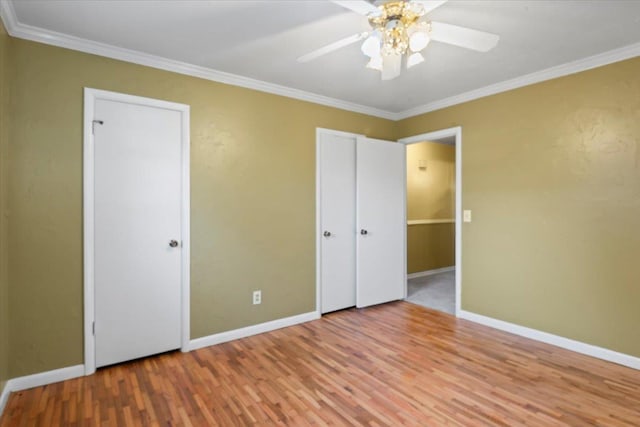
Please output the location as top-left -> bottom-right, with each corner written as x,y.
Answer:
297,0 -> 500,80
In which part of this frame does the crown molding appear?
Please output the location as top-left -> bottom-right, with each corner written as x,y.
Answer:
2,0 -> 640,122
0,0 -> 16,31
395,41 -> 640,120
0,0 -> 396,120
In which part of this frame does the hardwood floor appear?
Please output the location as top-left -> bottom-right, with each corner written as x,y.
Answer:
2,302 -> 639,426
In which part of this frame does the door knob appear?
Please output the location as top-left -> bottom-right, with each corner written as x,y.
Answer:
169,240 -> 179,248
360,229 -> 368,235
323,231 -> 331,237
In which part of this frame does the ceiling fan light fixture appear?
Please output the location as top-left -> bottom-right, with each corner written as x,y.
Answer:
304,1 -> 499,82
310,0 -> 499,81
366,55 -> 383,71
406,52 -> 425,68
361,31 -> 382,57
364,1 -> 431,79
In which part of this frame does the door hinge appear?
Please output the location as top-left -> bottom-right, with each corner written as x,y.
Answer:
92,119 -> 104,135
92,321 -> 95,335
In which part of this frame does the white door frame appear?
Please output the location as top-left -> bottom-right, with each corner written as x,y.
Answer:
398,126 -> 462,316
315,128 -> 364,314
83,88 -> 191,375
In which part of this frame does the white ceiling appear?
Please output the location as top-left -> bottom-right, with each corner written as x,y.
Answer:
4,0 -> 640,118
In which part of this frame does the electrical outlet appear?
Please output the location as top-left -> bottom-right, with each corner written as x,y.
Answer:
253,290 -> 262,305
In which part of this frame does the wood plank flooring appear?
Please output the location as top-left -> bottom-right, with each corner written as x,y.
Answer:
2,302 -> 639,426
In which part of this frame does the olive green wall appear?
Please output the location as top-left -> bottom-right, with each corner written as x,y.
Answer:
406,142 -> 455,273
398,57 -> 640,357
0,19 -> 10,393
8,38 -> 395,377
407,224 -> 454,273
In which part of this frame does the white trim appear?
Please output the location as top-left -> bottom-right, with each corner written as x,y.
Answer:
399,127 -> 462,316
407,266 -> 455,279
0,365 -> 85,418
315,128 -> 365,315
7,365 -> 85,392
454,129 -> 462,316
459,311 -> 640,371
316,127 -> 365,140
315,130 -> 322,315
83,88 -> 191,375
0,382 -> 10,418
396,41 -> 640,120
187,311 -> 320,351
82,88 -> 96,375
407,218 -> 454,225
402,145 -> 408,299
0,0 -> 17,32
0,1 -> 394,121
402,144 -> 409,299
180,99 -> 191,353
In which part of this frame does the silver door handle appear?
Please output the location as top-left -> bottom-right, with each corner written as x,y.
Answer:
323,231 -> 331,237
169,240 -> 179,248
360,229 -> 368,235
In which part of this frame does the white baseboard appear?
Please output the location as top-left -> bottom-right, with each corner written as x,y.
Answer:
8,364 -> 85,392
187,311 -> 321,352
407,266 -> 455,279
0,381 -> 10,419
0,312 -> 319,417
0,311 -> 320,418
0,364 -> 85,419
459,310 -> 640,371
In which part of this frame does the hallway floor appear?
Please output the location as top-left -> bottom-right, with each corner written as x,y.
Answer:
406,269 -> 455,314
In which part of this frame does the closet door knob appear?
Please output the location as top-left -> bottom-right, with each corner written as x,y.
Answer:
323,231 -> 331,237
169,240 -> 179,248
360,229 -> 368,235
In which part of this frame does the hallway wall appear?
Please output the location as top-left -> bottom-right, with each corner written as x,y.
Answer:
406,141 -> 455,273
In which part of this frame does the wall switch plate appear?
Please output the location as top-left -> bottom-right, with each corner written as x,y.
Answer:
463,210 -> 472,223
253,290 -> 262,305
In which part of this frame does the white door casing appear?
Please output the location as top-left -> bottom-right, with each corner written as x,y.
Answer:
356,137 -> 406,308
84,88 -> 190,374
318,130 -> 357,313
398,127 -> 463,316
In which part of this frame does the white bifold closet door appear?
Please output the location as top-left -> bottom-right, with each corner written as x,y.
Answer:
319,132 -> 405,313
355,137 -> 405,308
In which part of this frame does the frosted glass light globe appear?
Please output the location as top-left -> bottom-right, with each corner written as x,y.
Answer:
361,31 -> 382,57
409,30 -> 430,52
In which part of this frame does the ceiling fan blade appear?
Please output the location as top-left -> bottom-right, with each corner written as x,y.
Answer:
430,21 -> 499,52
411,0 -> 449,15
330,0 -> 380,16
297,32 -> 368,63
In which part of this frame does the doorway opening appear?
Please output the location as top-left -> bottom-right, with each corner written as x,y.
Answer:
399,127 -> 462,316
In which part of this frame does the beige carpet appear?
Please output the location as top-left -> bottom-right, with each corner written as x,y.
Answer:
406,270 -> 455,314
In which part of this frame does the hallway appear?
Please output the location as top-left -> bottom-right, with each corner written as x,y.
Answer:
406,270 -> 455,314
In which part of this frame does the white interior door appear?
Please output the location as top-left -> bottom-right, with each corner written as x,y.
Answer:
356,137 -> 406,308
319,131 -> 357,313
94,98 -> 183,367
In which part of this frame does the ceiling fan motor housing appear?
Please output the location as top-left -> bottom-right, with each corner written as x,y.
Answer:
368,1 -> 425,56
